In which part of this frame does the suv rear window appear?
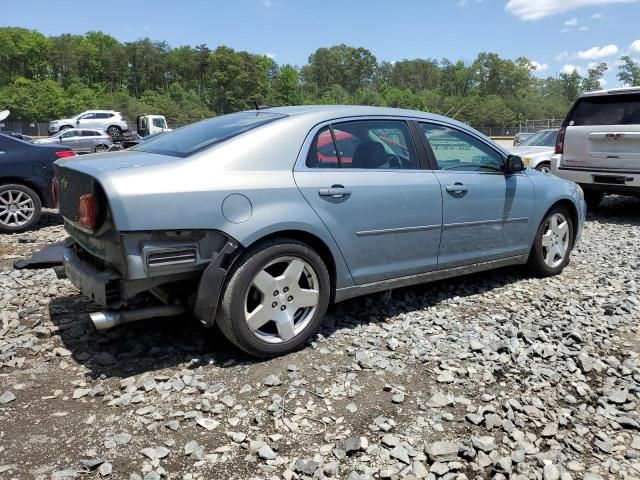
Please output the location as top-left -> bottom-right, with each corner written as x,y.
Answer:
568,94 -> 640,126
133,111 -> 286,158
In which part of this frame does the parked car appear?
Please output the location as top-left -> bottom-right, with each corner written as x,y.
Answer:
48,110 -> 129,137
552,87 -> 640,209
513,131 -> 534,146
35,129 -> 113,153
509,129 -> 559,173
6,132 -> 33,142
0,133 -> 75,232
54,106 -> 586,357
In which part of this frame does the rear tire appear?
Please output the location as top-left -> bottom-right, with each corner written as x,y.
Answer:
107,126 -> 122,137
58,125 -> 72,133
0,184 -> 42,233
216,238 -> 331,357
584,190 -> 604,211
527,205 -> 573,277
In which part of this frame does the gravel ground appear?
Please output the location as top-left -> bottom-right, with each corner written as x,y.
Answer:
1,197 -> 640,480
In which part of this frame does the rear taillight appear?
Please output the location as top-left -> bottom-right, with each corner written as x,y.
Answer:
55,150 -> 75,158
51,177 -> 59,209
78,194 -> 96,230
555,127 -> 566,155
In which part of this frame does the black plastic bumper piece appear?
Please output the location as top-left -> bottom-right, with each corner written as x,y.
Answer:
193,239 -> 240,327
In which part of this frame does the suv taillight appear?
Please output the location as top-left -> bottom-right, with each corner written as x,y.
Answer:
555,127 -> 566,155
51,177 -> 59,209
78,194 -> 96,230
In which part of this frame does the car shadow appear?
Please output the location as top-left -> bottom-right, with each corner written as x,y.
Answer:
33,209 -> 64,230
47,293 -> 258,380
588,195 -> 640,226
48,264 -> 529,380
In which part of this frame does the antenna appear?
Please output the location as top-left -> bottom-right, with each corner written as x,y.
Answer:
251,98 -> 259,110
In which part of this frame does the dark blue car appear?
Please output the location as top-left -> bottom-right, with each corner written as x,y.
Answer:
0,133 -> 75,232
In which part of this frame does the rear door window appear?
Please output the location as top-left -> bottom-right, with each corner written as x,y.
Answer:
569,94 -> 640,126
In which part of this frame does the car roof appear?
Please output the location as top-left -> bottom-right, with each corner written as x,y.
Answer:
580,86 -> 640,98
255,105 -> 472,128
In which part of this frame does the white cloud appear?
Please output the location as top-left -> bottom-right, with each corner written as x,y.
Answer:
579,25 -> 589,30
564,17 -> 579,26
599,78 -> 608,87
457,0 -> 482,6
262,0 -> 274,6
561,64 -> 587,75
505,0 -> 636,21
531,61 -> 549,72
591,12 -> 605,19
577,44 -> 619,59
555,51 -> 570,61
630,40 -> 640,53
265,52 -> 277,60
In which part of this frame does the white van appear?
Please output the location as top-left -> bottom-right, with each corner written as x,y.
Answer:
552,87 -> 640,209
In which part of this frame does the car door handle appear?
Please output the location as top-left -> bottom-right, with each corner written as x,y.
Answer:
446,183 -> 468,193
0,151 -> 5,155
319,185 -> 351,198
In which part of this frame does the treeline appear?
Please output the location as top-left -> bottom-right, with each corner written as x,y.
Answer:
1,27 -> 639,126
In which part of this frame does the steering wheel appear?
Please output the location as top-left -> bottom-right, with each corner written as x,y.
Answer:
385,154 -> 409,169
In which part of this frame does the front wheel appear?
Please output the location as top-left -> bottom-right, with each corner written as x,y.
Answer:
0,184 -> 42,233
528,206 -> 573,277
216,238 -> 331,357
535,162 -> 551,174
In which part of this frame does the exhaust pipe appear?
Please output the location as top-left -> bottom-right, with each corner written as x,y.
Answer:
89,305 -> 187,330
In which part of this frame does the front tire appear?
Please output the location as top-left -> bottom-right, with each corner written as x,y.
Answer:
535,162 -> 551,174
216,238 -> 331,357
527,205 -> 573,277
0,184 -> 42,233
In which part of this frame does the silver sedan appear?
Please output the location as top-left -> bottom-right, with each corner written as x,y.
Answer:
35,129 -> 112,154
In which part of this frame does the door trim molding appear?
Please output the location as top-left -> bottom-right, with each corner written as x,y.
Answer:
334,254 -> 529,302
443,217 -> 530,229
356,224 -> 441,237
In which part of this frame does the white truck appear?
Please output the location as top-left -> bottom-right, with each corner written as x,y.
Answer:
552,87 -> 640,209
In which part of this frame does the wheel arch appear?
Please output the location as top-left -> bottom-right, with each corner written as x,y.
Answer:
0,177 -> 48,206
546,198 -> 580,247
244,229 -> 338,299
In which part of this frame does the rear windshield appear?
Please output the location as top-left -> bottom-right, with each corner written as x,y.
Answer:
132,111 -> 285,157
568,94 -> 640,126
519,129 -> 558,147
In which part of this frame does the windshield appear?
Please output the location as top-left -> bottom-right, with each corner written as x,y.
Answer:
519,129 -> 558,147
132,111 -> 285,158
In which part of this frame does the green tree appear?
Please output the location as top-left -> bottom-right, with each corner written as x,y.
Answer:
558,70 -> 583,103
582,62 -> 608,92
617,56 -> 640,86
270,65 -> 302,106
301,44 -> 377,94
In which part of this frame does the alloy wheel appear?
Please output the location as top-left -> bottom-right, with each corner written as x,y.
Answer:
0,189 -> 35,228
244,256 -> 320,344
537,164 -> 552,174
541,213 -> 570,268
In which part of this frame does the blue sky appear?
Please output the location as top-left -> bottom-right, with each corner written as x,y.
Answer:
2,0 -> 640,87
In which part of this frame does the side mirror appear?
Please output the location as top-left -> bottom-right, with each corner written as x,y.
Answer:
505,155 -> 525,174
76,119 -> 80,126
59,137 -> 63,142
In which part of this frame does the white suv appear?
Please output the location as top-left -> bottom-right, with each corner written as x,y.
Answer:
552,87 -> 640,209
48,110 -> 129,137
